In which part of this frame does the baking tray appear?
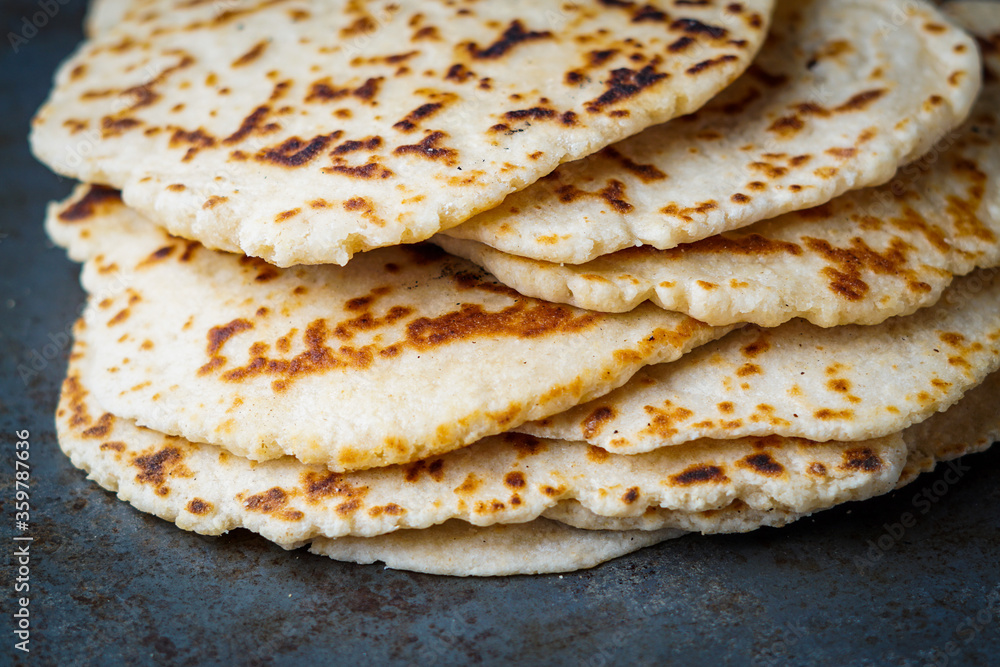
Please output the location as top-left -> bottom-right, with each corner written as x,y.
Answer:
2,2 -> 998,664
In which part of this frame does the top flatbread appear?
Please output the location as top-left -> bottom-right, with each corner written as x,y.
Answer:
31,0 -> 772,267
443,0 -> 982,264
47,185 -> 724,471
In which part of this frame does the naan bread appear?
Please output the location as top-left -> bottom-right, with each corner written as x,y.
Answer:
545,370 -> 1000,532
443,0 -> 982,264
308,519 -> 684,577
48,186 -> 725,471
521,268 -> 1000,451
57,334 -> 906,547
435,36 -> 999,327
32,0 -> 773,266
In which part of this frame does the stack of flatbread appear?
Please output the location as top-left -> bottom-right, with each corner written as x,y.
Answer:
32,0 -> 999,575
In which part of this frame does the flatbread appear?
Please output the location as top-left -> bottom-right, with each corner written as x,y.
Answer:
56,338 -> 996,574
31,0 -> 773,266
47,185 -> 726,471
56,333 -> 906,547
442,0 -> 982,264
308,519 -> 684,577
435,43 -> 999,327
84,0 -> 128,37
944,2 -> 1000,75
542,499 -> 802,534
546,370 -> 1000,532
46,0 -> 1000,579
893,362 -> 1000,488
521,268 -> 1000,451
322,0 -> 1000,573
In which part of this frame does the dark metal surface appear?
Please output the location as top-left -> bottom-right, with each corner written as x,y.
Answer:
2,2 -> 999,665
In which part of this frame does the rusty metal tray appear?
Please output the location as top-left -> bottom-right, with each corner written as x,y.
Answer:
2,2 -> 998,664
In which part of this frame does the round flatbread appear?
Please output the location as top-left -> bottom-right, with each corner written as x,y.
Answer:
435,54 -> 999,327
56,337 -> 996,574
443,0 -> 981,264
546,370 -> 1000,532
521,268 -> 1000,451
48,186 -> 725,471
32,0 -> 773,266
308,519 -> 684,577
56,335 -> 906,547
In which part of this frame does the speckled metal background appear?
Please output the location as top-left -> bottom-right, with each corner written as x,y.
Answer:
2,2 -> 998,665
